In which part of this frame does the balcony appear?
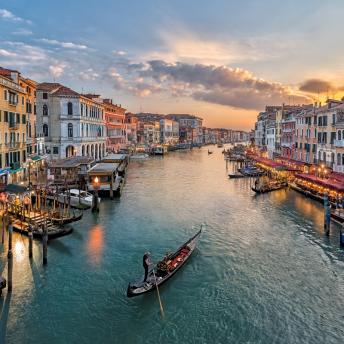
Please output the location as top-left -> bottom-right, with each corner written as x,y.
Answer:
9,122 -> 19,130
5,142 -> 22,150
334,139 -> 344,147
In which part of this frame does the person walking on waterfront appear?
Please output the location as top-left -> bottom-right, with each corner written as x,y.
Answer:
143,252 -> 151,282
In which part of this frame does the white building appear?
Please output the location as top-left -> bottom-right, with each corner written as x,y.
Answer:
266,120 -> 276,159
160,118 -> 179,145
36,83 -> 106,160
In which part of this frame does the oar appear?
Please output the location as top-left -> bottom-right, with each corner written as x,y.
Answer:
152,268 -> 165,318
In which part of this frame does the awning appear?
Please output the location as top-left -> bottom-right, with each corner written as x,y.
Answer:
31,155 -> 43,162
10,168 -> 24,174
5,183 -> 27,193
295,173 -> 344,192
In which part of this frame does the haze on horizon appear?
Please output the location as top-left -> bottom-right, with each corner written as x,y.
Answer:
1,0 -> 344,131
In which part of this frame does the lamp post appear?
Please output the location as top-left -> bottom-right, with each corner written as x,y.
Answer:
92,176 -> 100,212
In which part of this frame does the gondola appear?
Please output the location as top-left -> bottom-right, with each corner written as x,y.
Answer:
251,182 -> 287,194
127,229 -> 201,298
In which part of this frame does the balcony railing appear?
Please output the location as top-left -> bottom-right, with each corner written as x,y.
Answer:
5,142 -> 23,150
334,139 -> 344,147
9,122 -> 19,130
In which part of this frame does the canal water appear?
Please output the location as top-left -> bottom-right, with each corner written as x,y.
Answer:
1,146 -> 344,344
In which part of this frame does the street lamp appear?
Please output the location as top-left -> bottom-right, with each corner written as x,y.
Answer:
92,176 -> 100,212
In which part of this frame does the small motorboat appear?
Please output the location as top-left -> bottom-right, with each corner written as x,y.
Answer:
130,153 -> 149,160
228,172 -> 245,179
127,229 -> 201,297
56,189 -> 100,208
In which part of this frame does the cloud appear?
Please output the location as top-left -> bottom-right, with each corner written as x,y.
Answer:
13,28 -> 33,36
0,9 -> 32,24
0,48 -> 17,57
79,68 -> 99,81
299,78 -> 335,94
123,60 -> 311,110
40,38 -> 88,50
113,50 -> 127,56
49,63 -> 67,78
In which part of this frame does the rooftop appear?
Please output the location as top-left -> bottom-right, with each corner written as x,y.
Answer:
50,156 -> 94,168
88,162 -> 119,174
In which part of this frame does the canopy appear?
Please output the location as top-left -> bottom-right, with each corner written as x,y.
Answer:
295,173 -> 344,192
5,183 -> 27,193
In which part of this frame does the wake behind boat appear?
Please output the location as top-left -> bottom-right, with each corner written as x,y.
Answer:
127,229 -> 201,298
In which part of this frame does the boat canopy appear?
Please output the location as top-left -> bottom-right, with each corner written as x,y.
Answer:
88,163 -> 119,175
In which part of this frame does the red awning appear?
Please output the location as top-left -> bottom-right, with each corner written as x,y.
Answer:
296,173 -> 344,192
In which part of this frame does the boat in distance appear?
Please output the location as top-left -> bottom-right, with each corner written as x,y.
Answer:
127,229 -> 201,298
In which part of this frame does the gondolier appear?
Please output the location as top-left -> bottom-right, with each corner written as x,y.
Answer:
143,252 -> 151,282
127,230 -> 201,297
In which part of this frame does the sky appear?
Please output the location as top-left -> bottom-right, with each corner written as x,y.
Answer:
1,0 -> 344,130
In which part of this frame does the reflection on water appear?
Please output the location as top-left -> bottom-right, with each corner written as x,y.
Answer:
14,240 -> 25,263
86,224 -> 104,266
0,146 -> 343,344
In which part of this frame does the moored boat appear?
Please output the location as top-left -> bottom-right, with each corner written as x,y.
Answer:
127,229 -> 201,297
228,172 -> 245,179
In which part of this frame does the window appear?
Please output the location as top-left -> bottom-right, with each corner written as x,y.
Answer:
67,102 -> 73,115
330,132 -> 336,144
53,147 -> 59,154
22,114 -> 26,124
339,131 -> 342,140
338,153 -> 341,165
43,124 -> 48,137
332,113 -> 336,125
43,92 -> 48,99
322,132 -> 327,143
342,154 -> 344,166
323,116 -> 328,126
4,90 -> 8,100
16,113 -> 20,123
68,123 -> 73,137
43,104 -> 48,116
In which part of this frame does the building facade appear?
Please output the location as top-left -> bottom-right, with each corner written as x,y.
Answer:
102,99 -> 126,152
37,83 -> 106,160
160,118 -> 179,145
0,68 -> 28,179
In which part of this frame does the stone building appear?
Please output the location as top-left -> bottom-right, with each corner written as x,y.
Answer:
36,83 -> 106,160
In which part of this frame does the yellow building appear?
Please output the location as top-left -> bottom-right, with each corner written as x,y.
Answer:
19,77 -> 37,156
0,67 -> 30,182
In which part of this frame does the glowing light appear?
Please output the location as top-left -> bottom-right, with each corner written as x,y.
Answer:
94,177 -> 99,184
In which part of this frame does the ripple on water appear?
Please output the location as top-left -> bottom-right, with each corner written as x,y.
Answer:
2,149 -> 344,344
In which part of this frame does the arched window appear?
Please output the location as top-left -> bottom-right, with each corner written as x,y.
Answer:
338,153 -> 341,165
331,152 -> 335,163
318,151 -> 322,161
68,102 -> 73,115
82,146 -> 85,156
68,123 -> 73,137
339,131 -> 342,140
342,154 -> 344,166
43,104 -> 48,116
323,152 -> 326,162
43,124 -> 48,137
342,130 -> 344,140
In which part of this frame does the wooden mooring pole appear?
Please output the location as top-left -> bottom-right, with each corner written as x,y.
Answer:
42,225 -> 48,265
28,224 -> 33,258
7,219 -> 13,292
324,193 -> 331,237
340,225 -> 344,247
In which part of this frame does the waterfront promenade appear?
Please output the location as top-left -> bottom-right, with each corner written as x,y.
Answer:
0,146 -> 343,343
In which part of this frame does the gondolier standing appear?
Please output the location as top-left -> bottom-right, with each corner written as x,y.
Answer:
143,252 -> 151,282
